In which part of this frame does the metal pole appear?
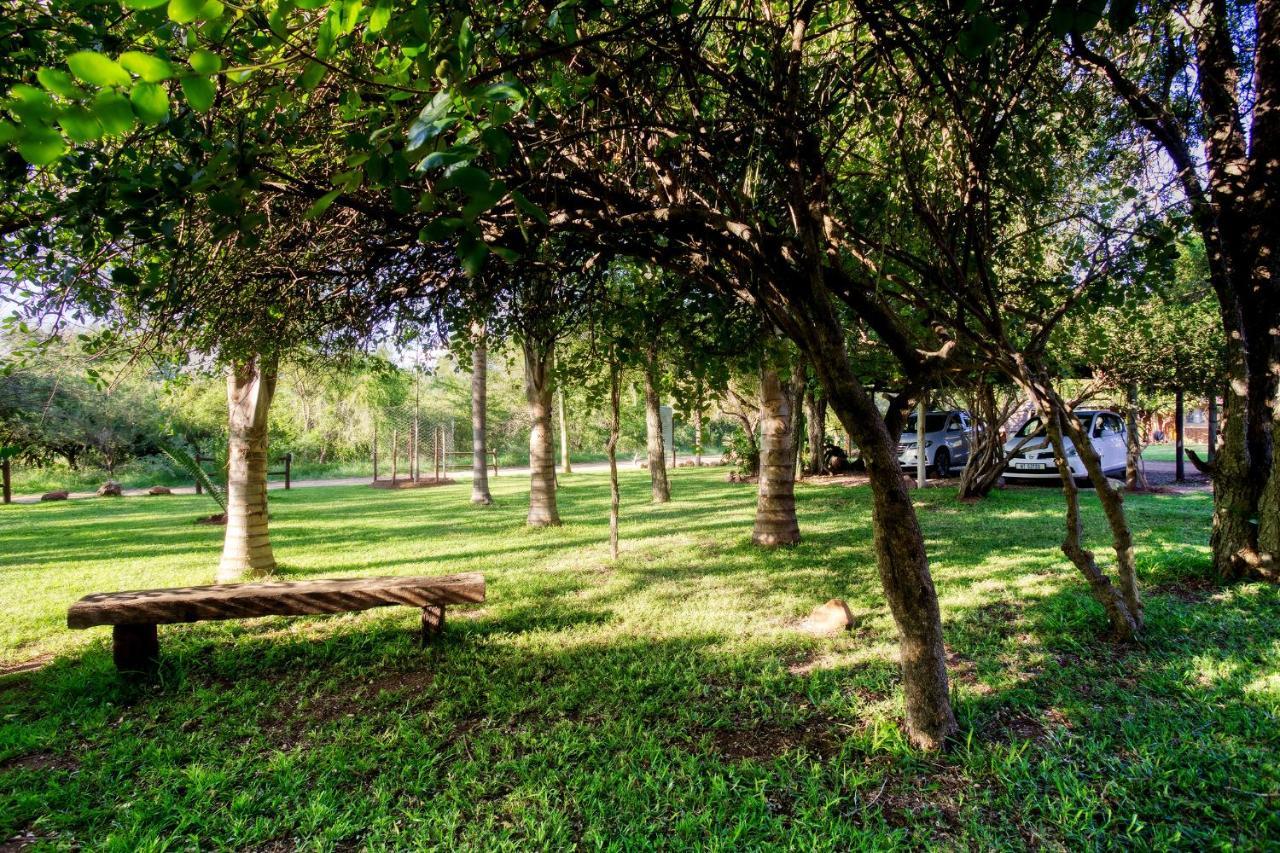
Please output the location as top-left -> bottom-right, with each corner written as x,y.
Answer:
916,398 -> 927,488
1175,387 -> 1185,482
372,426 -> 378,482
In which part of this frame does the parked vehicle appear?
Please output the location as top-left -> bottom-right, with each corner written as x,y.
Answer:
1002,410 -> 1128,485
897,410 -> 972,478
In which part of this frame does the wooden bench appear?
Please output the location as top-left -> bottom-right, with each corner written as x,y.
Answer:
67,572 -> 485,673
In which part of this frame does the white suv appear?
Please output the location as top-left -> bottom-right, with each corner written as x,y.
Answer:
1003,410 -> 1128,485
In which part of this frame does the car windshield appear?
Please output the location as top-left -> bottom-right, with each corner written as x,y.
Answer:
1014,414 -> 1094,437
904,414 -> 948,434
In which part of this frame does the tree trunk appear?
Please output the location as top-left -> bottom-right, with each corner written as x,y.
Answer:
956,383 -> 1010,500
805,386 -> 827,475
1014,360 -> 1142,638
798,316 -> 956,750
693,393 -> 704,467
1125,383 -> 1147,492
1042,407 -> 1140,641
218,354 -> 278,582
470,322 -> 493,506
523,337 -> 560,527
608,361 -> 621,559
644,343 -> 671,503
753,361 -> 801,546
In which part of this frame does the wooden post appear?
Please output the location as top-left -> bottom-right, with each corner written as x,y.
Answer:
112,624 -> 159,674
1,457 -> 10,505
1175,387 -> 1185,483
391,428 -> 398,484
916,398 -> 927,488
372,428 -> 378,482
193,450 -> 204,495
284,453 -> 292,490
492,448 -> 499,476
1208,391 -> 1218,462
421,604 -> 445,644
412,417 -> 419,482
434,426 -> 442,481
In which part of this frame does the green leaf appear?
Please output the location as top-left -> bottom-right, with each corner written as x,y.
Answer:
180,75 -> 216,111
481,127 -> 512,166
419,215 -> 462,242
123,0 -> 170,8
8,85 -> 55,124
36,68 -> 82,99
458,236 -> 488,277
130,81 -> 170,124
199,0 -> 225,19
416,143 -> 479,172
442,165 -> 489,194
168,0 -> 203,23
298,61 -> 327,90
67,51 -> 132,87
92,90 -> 136,134
305,188 -> 342,218
368,0 -> 391,32
17,127 -> 66,165
512,190 -> 549,225
188,49 -> 222,75
119,51 -> 174,83
57,106 -> 103,142
957,13 -> 1000,59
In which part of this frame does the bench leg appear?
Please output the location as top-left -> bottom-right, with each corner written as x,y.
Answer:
113,624 -> 159,674
420,605 -> 445,645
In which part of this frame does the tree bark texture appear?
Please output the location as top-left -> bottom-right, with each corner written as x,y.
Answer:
644,343 -> 671,503
523,338 -> 561,527
1125,383 -> 1147,492
470,323 -> 493,506
805,386 -> 828,475
218,354 -> 279,583
753,361 -> 801,546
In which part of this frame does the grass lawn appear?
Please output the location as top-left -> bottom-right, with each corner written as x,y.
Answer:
1,468 -> 1276,848
1142,443 -> 1209,463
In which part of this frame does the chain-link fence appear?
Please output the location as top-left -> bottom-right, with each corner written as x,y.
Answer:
371,412 -> 454,486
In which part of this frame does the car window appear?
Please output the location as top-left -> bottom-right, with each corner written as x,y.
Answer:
1015,417 -> 1044,438
1094,415 -> 1122,436
905,413 -> 948,433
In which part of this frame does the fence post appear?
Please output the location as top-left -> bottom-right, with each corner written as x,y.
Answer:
2,458 -> 10,505
193,450 -> 204,495
372,427 -> 378,482
434,425 -> 441,481
284,453 -> 292,490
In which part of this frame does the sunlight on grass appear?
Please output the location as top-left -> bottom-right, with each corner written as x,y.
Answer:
1,468 -> 1276,848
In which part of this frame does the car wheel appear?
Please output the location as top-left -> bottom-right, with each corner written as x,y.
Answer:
933,448 -> 951,478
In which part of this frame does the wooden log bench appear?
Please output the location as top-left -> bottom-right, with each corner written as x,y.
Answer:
67,573 -> 485,673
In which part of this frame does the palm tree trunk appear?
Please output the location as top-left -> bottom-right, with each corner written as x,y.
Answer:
753,361 -> 801,546
523,337 -> 560,527
644,343 -> 671,503
470,322 -> 493,505
218,354 -> 278,582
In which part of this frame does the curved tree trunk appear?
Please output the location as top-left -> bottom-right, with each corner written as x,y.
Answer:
644,343 -> 671,503
470,322 -> 493,506
523,337 -> 560,527
956,383 -> 1009,500
799,316 -> 956,750
693,397 -> 704,467
218,354 -> 278,583
753,361 -> 801,546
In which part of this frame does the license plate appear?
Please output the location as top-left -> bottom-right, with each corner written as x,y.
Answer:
1012,461 -> 1046,470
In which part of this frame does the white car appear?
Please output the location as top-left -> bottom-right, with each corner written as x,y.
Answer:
1003,410 -> 1128,485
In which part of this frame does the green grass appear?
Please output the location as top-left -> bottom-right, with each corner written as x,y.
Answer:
1,469 -> 1276,849
1142,443 -> 1208,463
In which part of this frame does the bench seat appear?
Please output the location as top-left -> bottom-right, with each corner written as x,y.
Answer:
67,572 -> 485,673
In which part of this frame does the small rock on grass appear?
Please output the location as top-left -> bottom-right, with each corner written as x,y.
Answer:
801,598 -> 854,635
147,485 -> 172,496
40,490 -> 69,502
